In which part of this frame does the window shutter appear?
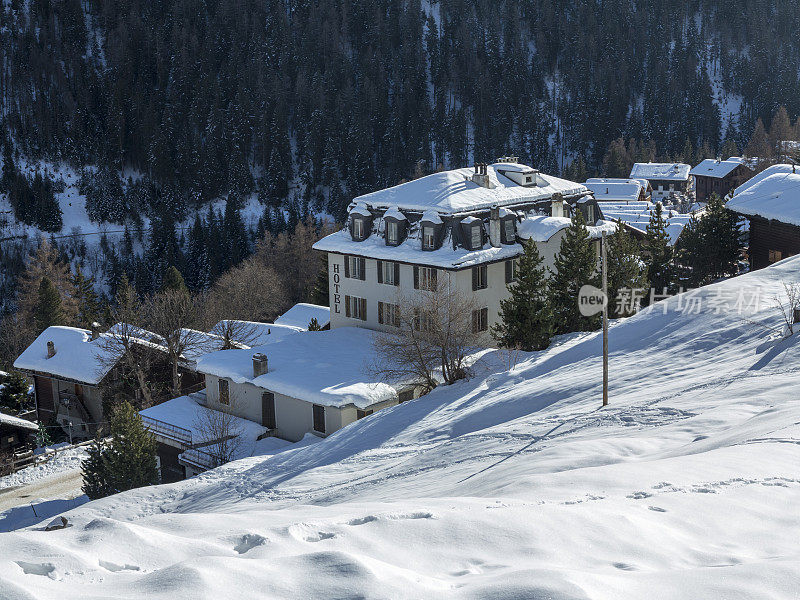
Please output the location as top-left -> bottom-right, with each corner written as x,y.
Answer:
472,266 -> 478,291
505,260 -> 512,284
413,266 -> 419,289
360,298 -> 367,320
344,256 -> 350,278
359,258 -> 366,281
471,310 -> 477,334
345,295 -> 351,317
378,301 -> 384,324
394,262 -> 400,286
431,269 -> 437,289
377,260 -> 383,284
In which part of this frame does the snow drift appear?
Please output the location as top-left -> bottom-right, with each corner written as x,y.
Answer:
0,257 -> 799,598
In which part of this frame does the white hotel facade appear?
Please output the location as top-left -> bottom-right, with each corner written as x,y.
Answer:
314,159 -> 613,341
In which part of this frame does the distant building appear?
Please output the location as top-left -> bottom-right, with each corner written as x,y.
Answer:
689,158 -> 754,203
629,163 -> 692,202
600,202 -> 693,248
727,164 -> 800,270
0,412 -> 37,456
585,178 -> 649,203
274,303 -> 330,330
312,159 -> 608,342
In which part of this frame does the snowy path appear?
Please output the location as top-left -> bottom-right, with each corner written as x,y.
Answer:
0,468 -> 86,532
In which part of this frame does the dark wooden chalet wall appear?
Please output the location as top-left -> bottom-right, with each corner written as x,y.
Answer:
747,216 -> 800,270
695,165 -> 753,203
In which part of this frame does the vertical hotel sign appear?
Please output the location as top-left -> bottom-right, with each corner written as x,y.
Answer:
332,261 -> 341,313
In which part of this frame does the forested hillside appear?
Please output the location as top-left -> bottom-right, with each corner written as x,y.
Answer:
2,0 -> 800,219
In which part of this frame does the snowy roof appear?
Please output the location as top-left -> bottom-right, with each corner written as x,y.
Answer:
209,320 -> 304,348
13,326 -> 115,385
196,328 -> 400,409
383,207 -> 406,220
350,204 -> 372,217
585,181 -> 643,202
630,163 -> 691,182
727,164 -> 800,226
140,392 -> 268,458
600,202 -> 692,246
352,163 -> 588,215
0,412 -> 38,431
689,158 -> 746,178
517,216 -> 617,243
421,210 -> 443,224
313,226 -> 521,269
275,303 -> 331,329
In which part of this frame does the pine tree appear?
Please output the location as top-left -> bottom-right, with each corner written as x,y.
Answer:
679,193 -> 741,285
0,370 -> 29,411
82,401 -> 158,500
1,138 -> 15,191
606,222 -> 648,317
73,268 -> 101,328
307,317 -> 323,331
34,276 -> 66,333
645,202 -> 675,296
549,212 -> 600,334
309,254 -> 329,306
161,266 -> 188,294
492,239 -> 553,350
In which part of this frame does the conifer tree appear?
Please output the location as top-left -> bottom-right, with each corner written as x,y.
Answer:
34,276 -> 65,333
309,254 -> 329,306
679,193 -> 741,285
0,370 -> 29,411
645,202 -> 675,296
73,268 -> 101,328
161,266 -> 188,294
492,239 -> 553,351
82,401 -> 158,500
606,222 -> 648,317
549,211 -> 600,334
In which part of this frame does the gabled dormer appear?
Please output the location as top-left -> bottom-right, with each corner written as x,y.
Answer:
349,204 -> 373,242
419,211 -> 443,251
460,216 -> 485,250
383,206 -> 407,246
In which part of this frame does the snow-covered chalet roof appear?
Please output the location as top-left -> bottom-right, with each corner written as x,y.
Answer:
209,320 -> 304,348
13,326 -> 115,385
196,328 -> 400,409
726,164 -> 800,226
351,163 -> 588,215
585,181 -> 643,202
517,216 -> 616,243
0,412 -> 38,431
630,162 -> 691,182
275,303 -> 331,329
689,158 -> 746,179
600,202 -> 693,246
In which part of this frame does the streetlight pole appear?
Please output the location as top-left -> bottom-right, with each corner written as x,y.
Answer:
602,231 -> 609,407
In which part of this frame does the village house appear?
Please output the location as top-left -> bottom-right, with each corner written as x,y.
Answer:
585,178 -> 650,203
727,164 -> 800,270
0,412 -> 37,457
312,159 -> 607,341
689,158 -> 754,203
599,201 -> 693,248
629,163 -> 692,203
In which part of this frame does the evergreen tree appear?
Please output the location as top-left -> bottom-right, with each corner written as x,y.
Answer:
307,317 -> 323,331
1,138 -> 15,191
73,268 -> 101,328
679,193 -> 741,285
492,239 -> 553,351
34,276 -> 66,333
35,421 -> 53,447
606,222 -> 648,317
82,401 -> 158,500
549,211 -> 600,334
644,203 -> 675,296
309,254 -> 329,306
0,370 -> 29,411
161,266 -> 188,294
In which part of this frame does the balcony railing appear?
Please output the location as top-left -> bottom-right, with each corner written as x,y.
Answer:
141,415 -> 193,448
179,447 -> 220,471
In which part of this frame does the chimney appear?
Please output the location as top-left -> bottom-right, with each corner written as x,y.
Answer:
793,307 -> 800,324
489,205 -> 501,248
471,163 -> 491,188
253,353 -> 269,377
46,341 -> 56,358
90,322 -> 101,340
551,193 -> 564,218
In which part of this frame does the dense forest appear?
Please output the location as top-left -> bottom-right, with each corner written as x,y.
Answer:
2,0 -> 800,217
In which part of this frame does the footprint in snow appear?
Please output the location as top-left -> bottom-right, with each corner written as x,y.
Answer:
648,506 -> 667,512
626,491 -> 652,500
15,562 -> 56,577
99,560 -> 140,572
613,562 -> 637,571
233,533 -> 267,554
347,515 -> 378,526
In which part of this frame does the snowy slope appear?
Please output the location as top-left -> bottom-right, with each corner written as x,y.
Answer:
0,259 -> 799,598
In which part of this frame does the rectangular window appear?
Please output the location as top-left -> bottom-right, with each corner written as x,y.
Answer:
378,301 -> 400,327
218,379 -> 229,405
472,265 -> 488,290
422,226 -> 435,250
345,295 -> 367,321
769,249 -> 783,263
353,218 -> 364,239
356,409 -> 374,420
381,260 -> 396,285
414,308 -> 434,332
417,267 -> 437,291
387,221 -> 399,245
472,307 -> 488,333
470,225 -> 482,249
261,392 -> 276,429
312,404 -> 326,433
504,219 -> 515,242
398,389 -> 414,403
505,259 -> 518,283
345,255 -> 366,280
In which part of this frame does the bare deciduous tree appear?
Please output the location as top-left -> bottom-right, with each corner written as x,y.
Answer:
774,282 -> 800,336
207,319 -> 262,349
371,274 -> 482,392
193,393 -> 245,467
202,259 -> 289,325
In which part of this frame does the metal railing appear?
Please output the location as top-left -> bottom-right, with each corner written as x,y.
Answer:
141,415 -> 193,447
178,446 -> 220,471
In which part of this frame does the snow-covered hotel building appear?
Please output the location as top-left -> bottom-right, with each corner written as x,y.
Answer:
313,159 -> 612,340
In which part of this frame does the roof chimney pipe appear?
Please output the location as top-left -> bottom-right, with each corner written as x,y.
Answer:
489,205 -> 501,248
253,353 -> 269,377
46,341 -> 56,358
91,322 -> 101,341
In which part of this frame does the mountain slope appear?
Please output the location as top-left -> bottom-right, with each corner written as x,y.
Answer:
0,259 -> 799,598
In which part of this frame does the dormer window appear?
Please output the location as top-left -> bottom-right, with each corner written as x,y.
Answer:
525,175 -> 532,184
387,221 -> 399,245
503,219 -> 515,242
470,226 -> 481,249
353,218 -> 365,240
422,226 -> 435,250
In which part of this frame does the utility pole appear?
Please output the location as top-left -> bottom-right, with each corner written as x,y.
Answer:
68,421 -> 73,445
601,231 -> 609,407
